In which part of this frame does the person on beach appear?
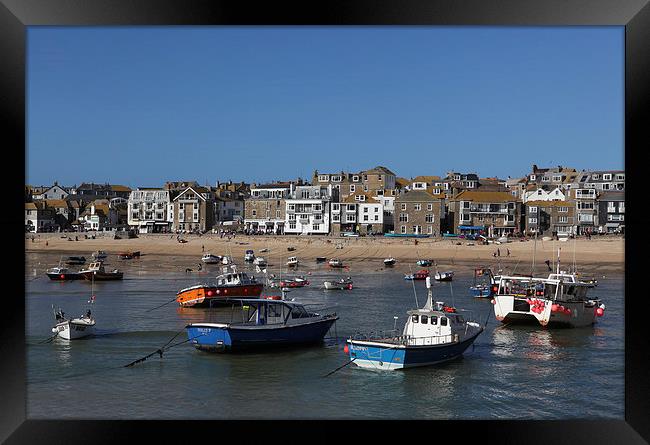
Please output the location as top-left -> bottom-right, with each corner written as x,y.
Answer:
202,245 -> 204,252
497,248 -> 500,257
507,249 -> 510,257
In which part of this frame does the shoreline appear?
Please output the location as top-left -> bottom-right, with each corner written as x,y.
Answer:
25,232 -> 625,275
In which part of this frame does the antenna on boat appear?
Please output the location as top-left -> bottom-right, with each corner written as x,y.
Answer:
557,247 -> 561,274
531,231 -> 537,276
572,236 -> 577,274
408,265 -> 419,308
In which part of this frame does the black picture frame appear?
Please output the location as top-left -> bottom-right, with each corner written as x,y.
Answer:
3,0 -> 648,443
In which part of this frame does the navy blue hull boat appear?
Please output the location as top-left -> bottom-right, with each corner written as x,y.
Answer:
186,298 -> 338,352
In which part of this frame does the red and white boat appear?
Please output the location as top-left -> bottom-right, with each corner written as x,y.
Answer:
176,266 -> 264,308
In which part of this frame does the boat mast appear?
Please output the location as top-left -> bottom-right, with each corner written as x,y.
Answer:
423,276 -> 433,310
531,230 -> 537,276
556,247 -> 561,274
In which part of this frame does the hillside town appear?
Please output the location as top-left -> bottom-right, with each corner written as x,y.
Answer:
25,164 -> 625,238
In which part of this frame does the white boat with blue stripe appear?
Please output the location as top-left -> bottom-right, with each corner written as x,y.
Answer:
345,277 -> 483,370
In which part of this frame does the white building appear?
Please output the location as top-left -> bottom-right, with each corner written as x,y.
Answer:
284,185 -> 332,235
33,184 -> 69,200
522,187 -> 566,203
127,188 -> 173,233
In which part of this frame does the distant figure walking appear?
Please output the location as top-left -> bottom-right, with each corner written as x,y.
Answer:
45,241 -> 48,246
202,244 -> 204,252
497,248 -> 500,257
507,249 -> 510,257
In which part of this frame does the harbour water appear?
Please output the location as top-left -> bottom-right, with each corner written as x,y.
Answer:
26,252 -> 624,419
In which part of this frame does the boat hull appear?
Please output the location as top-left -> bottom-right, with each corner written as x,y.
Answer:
493,296 -> 599,328
47,272 -> 83,281
52,320 -> 95,340
186,316 -> 338,352
347,329 -> 482,370
176,284 -> 264,307
80,272 -> 123,281
323,281 -> 352,290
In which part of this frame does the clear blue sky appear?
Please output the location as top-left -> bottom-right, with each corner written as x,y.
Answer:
27,26 -> 624,188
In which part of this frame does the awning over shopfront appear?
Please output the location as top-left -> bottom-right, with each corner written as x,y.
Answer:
459,225 -> 485,230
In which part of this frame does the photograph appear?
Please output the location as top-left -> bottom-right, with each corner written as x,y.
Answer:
24,25 -> 625,419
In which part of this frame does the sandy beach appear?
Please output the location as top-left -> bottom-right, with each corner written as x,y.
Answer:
25,232 -> 625,275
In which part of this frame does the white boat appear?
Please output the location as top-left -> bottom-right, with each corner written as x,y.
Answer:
253,257 -> 267,267
287,256 -> 299,267
201,253 -> 222,264
323,277 -> 353,290
492,271 -> 604,328
244,250 -> 255,262
221,255 -> 233,265
383,257 -> 397,266
328,258 -> 344,268
434,271 -> 454,281
51,308 -> 96,340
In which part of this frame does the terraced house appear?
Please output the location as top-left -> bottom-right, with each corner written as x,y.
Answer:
284,185 -> 332,235
597,191 -> 625,234
525,200 -> 576,236
312,166 -> 396,202
331,192 -> 384,235
244,182 -> 296,234
449,190 -> 522,237
127,188 -> 173,233
171,186 -> 215,233
393,189 -> 445,236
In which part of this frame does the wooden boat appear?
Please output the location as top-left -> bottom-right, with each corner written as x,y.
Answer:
79,261 -> 124,281
46,266 -> 83,281
383,257 -> 397,266
201,253 -> 222,264
434,271 -> 454,281
176,266 -> 264,308
346,278 -> 483,370
404,269 -> 430,280
286,256 -> 299,267
323,277 -> 353,290
117,251 -> 140,260
328,258 -> 344,268
65,256 -> 86,265
186,299 -> 338,352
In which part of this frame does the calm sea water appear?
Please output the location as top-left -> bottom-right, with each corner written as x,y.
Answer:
25,252 -> 624,419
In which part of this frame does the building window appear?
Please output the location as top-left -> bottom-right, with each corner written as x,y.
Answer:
333,215 -> 340,222
529,217 -> 538,224
425,214 -> 434,223
427,225 -> 432,234
558,216 -> 568,223
529,206 -> 537,213
363,207 -> 368,213
252,210 -> 257,216
427,203 -> 433,211
401,225 -> 406,234
276,210 -> 281,218
318,175 -> 329,182
352,175 -> 359,182
350,184 -> 356,193
363,215 -> 368,221
289,222 -> 296,229
332,203 -> 340,211
374,215 -> 379,221
603,174 -> 612,181
558,206 -> 568,213
401,203 -> 406,210
399,213 -> 408,222
313,224 -> 320,231
414,204 -> 421,211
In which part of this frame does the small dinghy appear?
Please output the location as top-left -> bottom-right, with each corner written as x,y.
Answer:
416,259 -> 433,267
328,258 -> 344,268
286,256 -> 299,267
404,269 -> 430,280
202,253 -> 222,264
383,257 -> 397,266
52,307 -> 96,340
244,250 -> 255,262
253,257 -> 267,267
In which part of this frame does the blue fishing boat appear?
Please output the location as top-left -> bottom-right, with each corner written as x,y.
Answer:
186,298 -> 338,352
345,277 -> 483,370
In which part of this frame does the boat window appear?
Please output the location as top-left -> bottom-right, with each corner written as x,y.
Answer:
430,315 -> 437,325
291,306 -> 309,319
420,315 -> 428,324
440,317 -> 448,326
268,304 -> 283,318
411,314 -> 419,323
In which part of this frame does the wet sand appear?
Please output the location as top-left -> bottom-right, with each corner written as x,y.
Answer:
26,232 -> 624,275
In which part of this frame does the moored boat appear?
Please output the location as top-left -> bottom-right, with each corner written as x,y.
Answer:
416,259 -> 433,267
404,269 -> 430,280
470,267 -> 500,298
492,270 -> 605,328
46,264 -> 83,281
279,276 -> 310,289
287,256 -> 299,267
201,253 -> 222,264
118,251 -> 140,260
51,307 -> 96,340
345,277 -> 483,370
244,250 -> 255,262
91,250 -> 108,260
323,277 -> 353,290
316,257 -> 327,263
383,257 -> 397,266
328,258 -> 344,268
176,266 -> 264,308
78,261 -> 124,281
186,298 -> 338,352
434,271 -> 454,281
253,256 -> 267,267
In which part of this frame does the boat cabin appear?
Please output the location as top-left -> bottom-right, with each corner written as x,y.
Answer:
216,272 -> 257,287
402,302 -> 466,345
496,274 -> 592,302
232,300 -> 315,326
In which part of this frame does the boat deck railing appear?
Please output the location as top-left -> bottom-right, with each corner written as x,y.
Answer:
351,331 -> 460,346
